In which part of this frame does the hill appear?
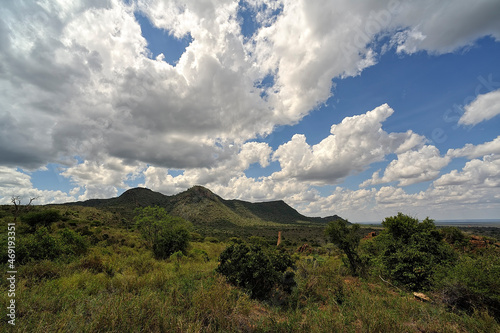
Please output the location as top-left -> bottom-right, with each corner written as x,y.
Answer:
69,187 -> 169,208
64,185 -> 342,227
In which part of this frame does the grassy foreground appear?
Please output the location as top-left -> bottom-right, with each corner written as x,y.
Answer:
1,205 -> 499,332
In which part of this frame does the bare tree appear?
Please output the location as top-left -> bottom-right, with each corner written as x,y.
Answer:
11,195 -> 37,222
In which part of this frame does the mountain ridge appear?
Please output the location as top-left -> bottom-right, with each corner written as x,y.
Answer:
64,186 -> 343,227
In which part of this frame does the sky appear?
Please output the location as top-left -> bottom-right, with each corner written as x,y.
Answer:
1,0 -> 500,222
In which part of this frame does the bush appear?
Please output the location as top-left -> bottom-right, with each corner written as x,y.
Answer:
216,243 -> 295,299
190,232 -> 204,242
16,227 -> 89,264
440,226 -> 469,249
434,250 -> 500,319
189,248 -> 210,262
375,213 -> 456,291
58,228 -> 89,256
134,207 -> 191,259
153,226 -> 191,259
205,236 -> 220,243
21,209 -> 62,230
248,236 -> 267,246
18,227 -> 62,263
228,237 -> 244,244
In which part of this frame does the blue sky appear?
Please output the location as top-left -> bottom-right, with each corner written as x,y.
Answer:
1,1 -> 500,222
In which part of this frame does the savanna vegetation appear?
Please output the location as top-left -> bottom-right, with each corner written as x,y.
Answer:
1,202 -> 499,332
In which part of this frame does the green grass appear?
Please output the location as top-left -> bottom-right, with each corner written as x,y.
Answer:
1,205 -> 499,332
3,244 -> 499,332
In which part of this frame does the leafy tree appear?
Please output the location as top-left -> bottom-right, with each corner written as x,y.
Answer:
216,243 -> 295,299
376,212 -> 456,291
325,219 -> 363,275
134,207 -> 191,259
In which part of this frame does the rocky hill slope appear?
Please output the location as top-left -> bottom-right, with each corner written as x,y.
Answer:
65,185 -> 342,227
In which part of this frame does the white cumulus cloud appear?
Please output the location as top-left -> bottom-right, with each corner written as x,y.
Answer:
458,89 -> 500,126
272,104 -> 425,184
434,154 -> 500,187
447,135 -> 500,159
0,167 -> 75,204
361,145 -> 450,187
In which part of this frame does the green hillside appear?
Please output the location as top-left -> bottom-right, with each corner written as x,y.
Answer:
64,185 -> 343,228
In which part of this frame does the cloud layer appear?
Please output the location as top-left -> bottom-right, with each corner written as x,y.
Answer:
1,0 -> 500,220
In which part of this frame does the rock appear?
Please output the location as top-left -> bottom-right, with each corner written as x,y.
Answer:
362,231 -> 377,240
413,292 -> 432,302
469,235 -> 497,249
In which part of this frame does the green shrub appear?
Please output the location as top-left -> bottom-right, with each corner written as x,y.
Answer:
189,248 -> 210,262
58,228 -> 89,256
249,236 -> 267,246
153,226 -> 190,259
440,226 -> 469,248
434,250 -> 500,319
16,227 -> 89,264
205,236 -> 219,243
216,243 -> 295,299
18,227 -> 62,263
228,237 -> 244,244
134,206 -> 191,259
170,251 -> 184,270
21,209 -> 62,230
78,225 -> 93,236
375,213 -> 456,291
190,232 -> 204,242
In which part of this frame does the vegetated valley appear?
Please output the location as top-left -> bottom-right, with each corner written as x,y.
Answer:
1,186 -> 499,332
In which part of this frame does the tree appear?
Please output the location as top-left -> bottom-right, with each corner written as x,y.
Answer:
134,207 -> 192,259
11,196 -> 37,221
376,213 -> 456,291
325,219 -> 363,275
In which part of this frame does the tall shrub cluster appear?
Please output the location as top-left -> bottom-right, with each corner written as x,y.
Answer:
434,248 -> 500,319
14,227 -> 88,263
134,207 -> 192,259
216,243 -> 295,299
327,213 -> 456,291
376,213 -> 456,291
327,213 -> 500,319
21,209 -> 62,230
